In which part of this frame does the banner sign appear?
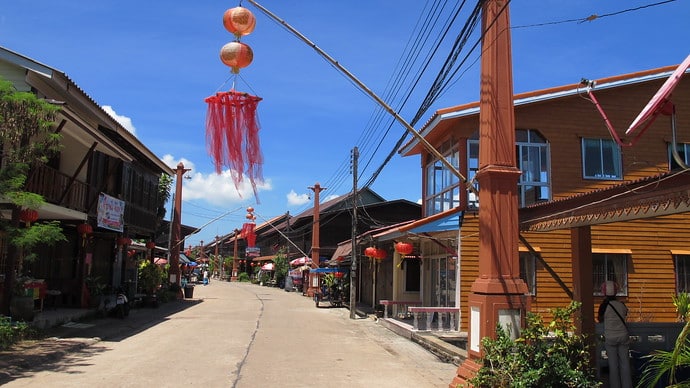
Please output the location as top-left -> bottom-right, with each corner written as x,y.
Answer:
97,193 -> 125,232
245,247 -> 260,257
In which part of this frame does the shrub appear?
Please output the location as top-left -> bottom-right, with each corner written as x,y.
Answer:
237,272 -> 250,282
0,316 -> 38,350
467,301 -> 600,388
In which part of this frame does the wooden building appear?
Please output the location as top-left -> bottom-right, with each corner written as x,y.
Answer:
387,61 -> 690,330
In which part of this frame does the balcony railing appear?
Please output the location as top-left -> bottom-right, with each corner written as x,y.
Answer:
25,164 -> 89,213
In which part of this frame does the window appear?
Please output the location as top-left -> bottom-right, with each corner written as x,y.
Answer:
425,139 -> 460,216
674,254 -> 690,293
468,129 -> 551,208
582,138 -> 622,180
519,252 -> 536,295
592,253 -> 628,296
669,143 -> 690,170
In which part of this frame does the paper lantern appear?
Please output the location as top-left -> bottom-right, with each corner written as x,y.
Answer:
374,248 -> 387,260
395,242 -> 413,255
77,222 -> 93,236
364,247 -> 377,258
220,42 -> 253,74
19,209 -> 39,225
117,237 -> 132,247
223,7 -> 256,37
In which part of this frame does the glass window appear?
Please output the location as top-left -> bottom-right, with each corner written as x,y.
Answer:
424,139 -> 460,216
669,143 -> 690,170
675,254 -> 690,293
519,252 -> 536,295
592,253 -> 628,296
468,129 -> 551,208
582,138 -> 622,180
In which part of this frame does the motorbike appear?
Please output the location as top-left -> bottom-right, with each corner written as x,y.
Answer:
98,288 -> 130,319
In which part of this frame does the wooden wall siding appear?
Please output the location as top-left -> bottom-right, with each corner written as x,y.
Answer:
452,212 -> 689,332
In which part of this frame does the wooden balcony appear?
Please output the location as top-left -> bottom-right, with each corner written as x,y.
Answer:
25,164 -> 89,213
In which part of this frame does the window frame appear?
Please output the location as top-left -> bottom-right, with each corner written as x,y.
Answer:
581,138 -> 623,180
424,139 -> 460,216
519,251 -> 537,296
668,143 -> 690,171
674,253 -> 690,293
592,252 -> 628,296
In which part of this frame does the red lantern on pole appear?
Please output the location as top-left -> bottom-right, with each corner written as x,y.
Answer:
117,237 -> 132,247
395,241 -> 413,255
374,248 -> 387,261
219,42 -> 254,74
223,7 -> 256,38
146,241 -> 156,249
19,209 -> 39,226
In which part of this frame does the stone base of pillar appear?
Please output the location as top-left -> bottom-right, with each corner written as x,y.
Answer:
230,276 -> 238,282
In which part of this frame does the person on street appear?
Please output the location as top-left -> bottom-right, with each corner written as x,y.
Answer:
598,280 -> 632,388
203,269 -> 209,285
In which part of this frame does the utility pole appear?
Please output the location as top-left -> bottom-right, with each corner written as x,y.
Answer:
214,235 -> 220,279
169,162 -> 190,287
307,182 -> 325,297
231,228 -> 240,281
350,147 -> 359,319
452,1 -> 529,385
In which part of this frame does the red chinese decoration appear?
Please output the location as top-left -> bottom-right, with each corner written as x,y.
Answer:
334,272 -> 344,279
241,222 -> 256,247
19,209 -> 39,226
374,248 -> 387,260
77,222 -> 93,237
146,241 -> 156,249
117,237 -> 132,247
364,247 -> 377,258
223,6 -> 256,38
394,241 -> 413,255
206,6 -> 263,203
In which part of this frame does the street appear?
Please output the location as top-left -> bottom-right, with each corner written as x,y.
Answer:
1,281 -> 457,387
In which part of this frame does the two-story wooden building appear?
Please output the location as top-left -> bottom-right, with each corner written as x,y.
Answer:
375,61 -> 690,331
0,46 -> 173,310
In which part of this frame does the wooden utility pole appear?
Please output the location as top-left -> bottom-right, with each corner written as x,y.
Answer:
231,229 -> 240,281
451,1 -> 529,385
169,162 -> 190,287
307,182 -> 325,297
214,235 -> 220,279
350,147 -> 359,319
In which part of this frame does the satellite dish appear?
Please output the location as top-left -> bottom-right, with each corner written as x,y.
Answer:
626,54 -> 690,135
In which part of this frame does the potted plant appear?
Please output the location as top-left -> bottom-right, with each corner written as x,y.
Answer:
9,276 -> 36,322
138,260 -> 162,307
84,276 -> 106,308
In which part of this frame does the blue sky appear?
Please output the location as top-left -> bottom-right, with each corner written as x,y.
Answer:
0,1 -> 687,248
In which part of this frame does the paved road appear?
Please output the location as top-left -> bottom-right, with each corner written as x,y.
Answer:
0,281 -> 457,387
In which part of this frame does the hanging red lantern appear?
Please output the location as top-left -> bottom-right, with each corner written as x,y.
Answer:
146,241 -> 156,249
374,248 -> 387,260
19,209 -> 39,226
220,42 -> 253,74
334,272 -> 344,279
223,7 -> 256,38
364,247 -> 377,258
77,222 -> 93,237
395,241 -> 414,255
117,237 -> 132,247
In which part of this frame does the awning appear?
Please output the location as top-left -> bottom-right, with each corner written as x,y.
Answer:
179,253 -> 194,265
309,267 -> 348,274
290,256 -> 312,266
374,207 -> 464,241
261,262 -> 274,271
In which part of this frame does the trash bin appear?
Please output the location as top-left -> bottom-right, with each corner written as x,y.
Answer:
184,285 -> 194,298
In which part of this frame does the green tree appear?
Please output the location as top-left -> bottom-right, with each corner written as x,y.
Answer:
0,77 -> 65,314
273,248 -> 289,286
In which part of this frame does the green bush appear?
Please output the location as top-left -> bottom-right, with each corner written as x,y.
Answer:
237,272 -> 250,282
0,316 -> 37,350
467,301 -> 600,388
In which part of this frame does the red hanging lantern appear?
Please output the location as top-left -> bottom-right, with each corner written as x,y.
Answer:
146,241 -> 156,249
223,7 -> 256,38
395,241 -> 414,255
220,42 -> 254,74
77,222 -> 93,237
374,248 -> 387,260
364,247 -> 377,258
117,237 -> 132,247
19,209 -> 39,225
334,272 -> 344,279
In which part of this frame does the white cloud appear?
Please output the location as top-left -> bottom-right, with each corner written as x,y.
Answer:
287,190 -> 310,206
161,154 -> 271,206
102,105 -> 136,135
